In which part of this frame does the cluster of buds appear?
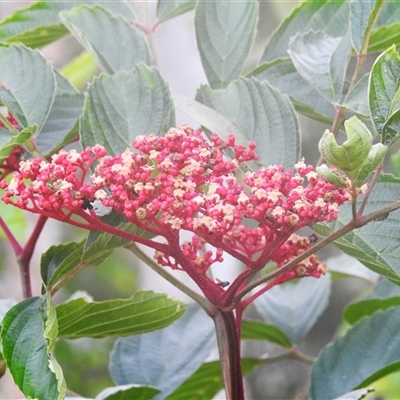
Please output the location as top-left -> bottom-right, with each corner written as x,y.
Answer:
1,125 -> 353,302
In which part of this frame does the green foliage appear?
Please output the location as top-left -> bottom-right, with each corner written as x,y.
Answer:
196,77 -> 300,168
1,296 -> 65,399
241,320 -> 292,348
195,0 -> 258,88
318,116 -> 387,186
80,65 -> 175,154
310,308 -> 400,399
56,291 -> 185,338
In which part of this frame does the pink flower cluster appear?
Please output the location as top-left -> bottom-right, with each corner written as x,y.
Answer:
1,125 -> 352,301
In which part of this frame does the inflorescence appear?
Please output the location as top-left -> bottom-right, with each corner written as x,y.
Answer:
1,125 -> 353,302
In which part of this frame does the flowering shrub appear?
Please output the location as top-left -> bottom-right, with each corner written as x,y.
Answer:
1,1 -> 400,400
1,125 -> 352,310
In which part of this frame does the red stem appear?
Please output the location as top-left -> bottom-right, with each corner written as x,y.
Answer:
17,215 -> 48,298
0,215 -> 22,255
212,308 -> 244,400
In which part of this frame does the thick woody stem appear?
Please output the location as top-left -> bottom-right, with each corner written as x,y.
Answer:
212,308 -> 245,400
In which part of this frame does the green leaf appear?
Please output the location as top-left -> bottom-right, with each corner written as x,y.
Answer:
195,0 -> 258,88
157,0 -> 197,22
0,298 -> 16,355
353,142 -> 387,186
56,291 -> 184,339
350,0 -> 383,54
83,211 -> 156,269
0,2 -> 69,48
0,1 -> 136,48
61,52 -> 97,90
80,64 -> 175,155
376,1 -> 400,26
41,241 -> 86,288
35,77 -> 84,155
61,5 -> 150,75
344,297 -> 400,325
166,358 -> 261,400
369,22 -> 400,54
172,92 -> 242,138
253,274 -> 331,344
314,182 -> 400,285
251,58 -> 335,123
41,239 -> 114,293
318,116 -> 373,173
369,45 -> 400,145
342,73 -> 370,118
196,77 -> 300,169
0,45 -> 56,131
96,385 -> 160,400
288,30 -> 351,103
261,1 -> 349,63
310,307 -> 400,399
370,2 -> 400,54
1,297 -> 64,399
241,320 -> 292,348
316,164 -> 347,188
109,304 -> 216,400
0,125 -> 36,160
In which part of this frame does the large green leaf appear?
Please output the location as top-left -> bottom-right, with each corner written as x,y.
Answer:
288,30 -> 351,103
314,182 -> 400,285
157,0 -> 197,22
0,45 -> 56,132
251,59 -> 335,123
343,277 -> 400,325
35,73 -> 84,155
261,0 -> 349,63
350,0 -> 383,54
344,297 -> 400,325
1,296 -> 64,399
375,1 -> 400,26
172,92 -> 243,139
61,5 -> 150,75
195,0 -> 258,88
109,304 -> 216,400
342,73 -> 370,118
241,320 -> 292,348
253,274 -> 331,344
80,64 -> 175,155
0,1 -> 135,48
41,240 -> 113,291
196,77 -> 300,169
310,307 -> 400,399
369,22 -> 400,54
166,358 -> 261,400
96,385 -> 160,400
356,2 -> 400,54
56,291 -> 185,338
369,45 -> 400,146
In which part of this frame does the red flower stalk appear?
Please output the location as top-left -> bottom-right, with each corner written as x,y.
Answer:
0,125 -> 352,306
